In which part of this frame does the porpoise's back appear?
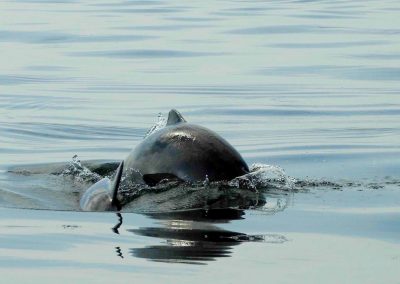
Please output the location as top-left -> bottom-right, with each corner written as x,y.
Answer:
124,110 -> 249,184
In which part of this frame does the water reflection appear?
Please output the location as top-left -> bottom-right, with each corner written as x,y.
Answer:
115,207 -> 288,265
145,208 -> 245,222
112,212 -> 123,234
131,209 -> 268,265
130,224 -> 253,264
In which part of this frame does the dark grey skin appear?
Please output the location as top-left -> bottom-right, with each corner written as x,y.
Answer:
80,109 -> 249,211
124,109 -> 249,185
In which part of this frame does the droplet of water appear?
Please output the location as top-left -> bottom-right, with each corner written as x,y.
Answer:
144,112 -> 167,139
229,163 -> 296,191
61,155 -> 102,183
248,163 -> 297,191
203,175 -> 210,187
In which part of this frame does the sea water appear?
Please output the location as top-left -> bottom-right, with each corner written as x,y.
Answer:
0,0 -> 399,283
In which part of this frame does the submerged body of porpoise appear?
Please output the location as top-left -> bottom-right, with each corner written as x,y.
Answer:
80,109 -> 249,211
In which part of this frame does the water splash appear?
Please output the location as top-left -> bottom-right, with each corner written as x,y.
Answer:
5,157 -> 399,212
144,112 -> 167,139
229,163 -> 297,191
61,155 -> 102,183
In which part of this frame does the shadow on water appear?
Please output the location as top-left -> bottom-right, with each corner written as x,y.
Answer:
112,207 -> 288,265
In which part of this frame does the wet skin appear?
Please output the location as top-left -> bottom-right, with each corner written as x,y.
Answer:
124,122 -> 249,185
80,109 -> 249,211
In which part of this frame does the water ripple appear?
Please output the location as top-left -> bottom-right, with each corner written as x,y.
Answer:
228,25 -> 327,34
69,49 -> 225,58
186,107 -> 400,117
91,1 -> 166,7
79,7 -> 186,14
227,25 -> 400,35
0,30 -> 154,44
0,74 -> 74,85
258,66 -> 400,81
270,41 -> 389,49
351,53 -> 400,60
0,123 -> 144,141
0,94 -> 86,110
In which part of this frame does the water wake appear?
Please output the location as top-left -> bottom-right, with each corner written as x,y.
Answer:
64,154 -> 399,213
4,154 -> 399,212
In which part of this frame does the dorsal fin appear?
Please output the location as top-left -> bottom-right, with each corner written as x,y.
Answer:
111,160 -> 124,211
166,109 -> 186,125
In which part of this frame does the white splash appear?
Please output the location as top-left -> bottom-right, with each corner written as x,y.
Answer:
61,155 -> 101,183
144,112 -> 167,139
250,163 -> 297,190
229,163 -> 297,191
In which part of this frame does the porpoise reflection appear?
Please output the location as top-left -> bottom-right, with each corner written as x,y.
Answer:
111,209 -> 288,264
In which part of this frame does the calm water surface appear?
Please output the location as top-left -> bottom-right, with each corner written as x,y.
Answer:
0,0 -> 399,283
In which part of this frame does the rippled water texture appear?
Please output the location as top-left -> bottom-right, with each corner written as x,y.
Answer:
0,0 -> 399,283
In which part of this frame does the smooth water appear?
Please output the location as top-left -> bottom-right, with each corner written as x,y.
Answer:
0,0 -> 399,283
